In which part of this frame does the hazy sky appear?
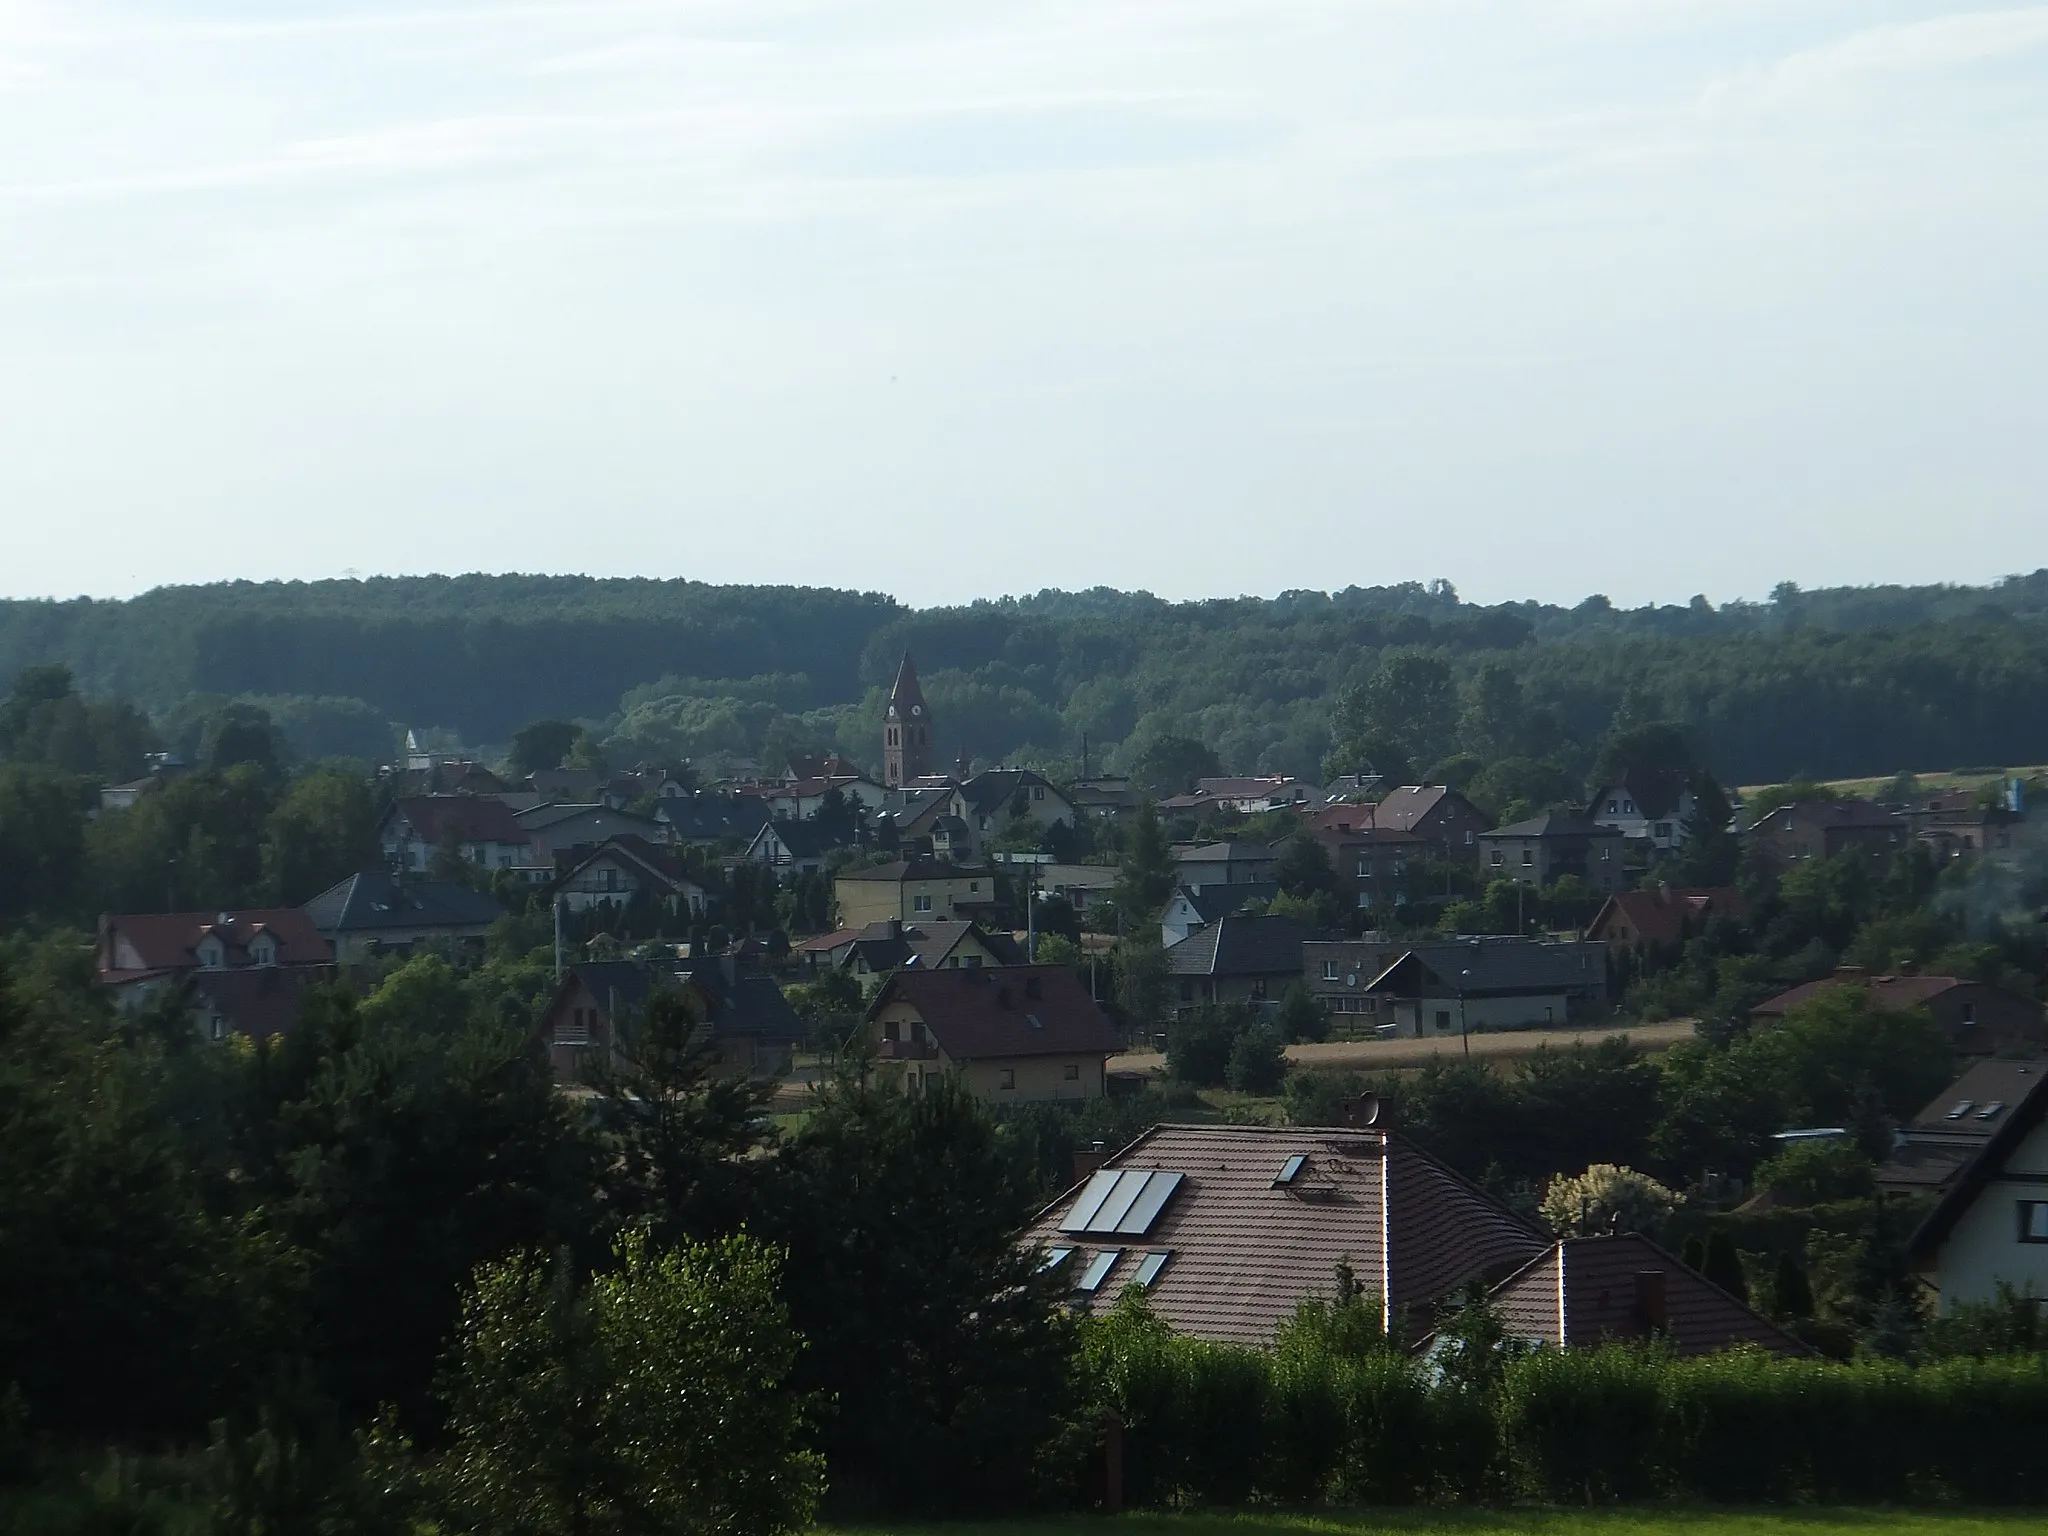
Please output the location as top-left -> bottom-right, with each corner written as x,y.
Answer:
4,1 -> 2047,609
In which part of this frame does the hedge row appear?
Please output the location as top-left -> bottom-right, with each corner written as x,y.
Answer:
1081,1300 -> 2048,1507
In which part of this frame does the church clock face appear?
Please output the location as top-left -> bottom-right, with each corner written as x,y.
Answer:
911,705 -> 922,717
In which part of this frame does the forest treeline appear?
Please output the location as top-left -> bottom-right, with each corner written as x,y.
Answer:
7,570 -> 2048,786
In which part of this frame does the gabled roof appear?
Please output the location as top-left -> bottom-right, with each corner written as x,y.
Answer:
1174,840 -> 1279,864
748,819 -> 854,861
388,794 -> 527,845
563,958 -> 805,1045
1170,883 -> 1280,925
1482,812 -> 1623,840
1021,1123 -> 1548,1345
1750,798 -> 1900,831
1164,912 -> 1316,977
1365,939 -> 1606,997
1910,1062 -> 2048,1263
302,872 -> 506,934
528,768 -> 609,799
1879,1060 -> 2048,1193
1751,972 -> 1971,1017
957,769 -> 1069,815
99,909 -> 334,978
554,834 -> 705,893
1479,1234 -> 1809,1357
1370,785 -> 1481,834
656,793 -> 772,841
1587,770 -> 1694,822
847,918 -> 1024,973
869,964 -> 1120,1061
1587,886 -> 1749,945
1194,776 -> 1316,800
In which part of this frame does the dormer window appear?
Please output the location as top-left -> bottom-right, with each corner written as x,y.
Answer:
196,938 -> 225,970
249,937 -> 277,967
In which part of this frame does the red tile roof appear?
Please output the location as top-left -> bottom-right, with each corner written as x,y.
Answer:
870,964 -> 1120,1062
1587,886 -> 1749,946
1481,1234 -> 1809,1357
1021,1123 -> 1549,1345
98,909 -> 333,979
390,794 -> 527,845
1750,973 -> 1967,1018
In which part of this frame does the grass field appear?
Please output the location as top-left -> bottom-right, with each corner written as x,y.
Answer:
829,1511 -> 2048,1536
1108,1019 -> 1697,1080
1736,765 -> 2045,800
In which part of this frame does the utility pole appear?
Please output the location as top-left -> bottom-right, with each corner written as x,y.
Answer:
553,893 -> 564,981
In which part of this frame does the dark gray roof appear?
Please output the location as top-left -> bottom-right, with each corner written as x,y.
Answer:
656,794 -> 773,841
957,769 -> 1065,814
303,872 -> 505,934
1175,883 -> 1279,923
1365,939 -> 1607,997
1165,913 -> 1318,977
753,819 -> 854,860
569,958 -> 804,1045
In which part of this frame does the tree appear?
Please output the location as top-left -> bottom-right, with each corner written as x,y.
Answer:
1226,1024 -> 1287,1095
0,766 -> 87,925
1111,800 -> 1176,923
1112,929 -> 1171,1039
1166,1004 -> 1249,1087
766,1071 -> 1076,1512
1273,832 -> 1339,903
1666,773 -> 1739,886
439,1229 -> 822,1536
1592,720 -> 1696,787
201,703 -> 287,778
1126,733 -> 1220,796
507,720 -> 582,780
587,986 -> 777,1246
1275,981 -> 1328,1045
263,767 -> 380,905
1700,1231 -> 1749,1304
1538,1164 -> 1682,1239
1325,651 -> 1457,775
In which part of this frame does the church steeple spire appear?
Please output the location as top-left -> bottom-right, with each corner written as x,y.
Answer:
882,652 -> 932,787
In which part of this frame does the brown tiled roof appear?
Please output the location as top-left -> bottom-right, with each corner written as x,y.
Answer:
98,909 -> 334,979
1750,973 -> 1967,1018
870,965 -> 1120,1062
390,794 -> 527,845
1480,1234 -> 1809,1357
1021,1123 -> 1548,1346
1587,886 -> 1749,946
1369,785 -> 1481,833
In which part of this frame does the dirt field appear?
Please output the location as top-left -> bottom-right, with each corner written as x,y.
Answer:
1108,1018 -> 1696,1077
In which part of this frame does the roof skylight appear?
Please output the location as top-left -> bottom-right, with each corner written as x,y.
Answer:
1273,1154 -> 1308,1187
1076,1249 -> 1122,1294
1133,1250 -> 1171,1288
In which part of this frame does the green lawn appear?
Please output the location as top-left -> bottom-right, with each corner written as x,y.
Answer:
829,1512 -> 2048,1536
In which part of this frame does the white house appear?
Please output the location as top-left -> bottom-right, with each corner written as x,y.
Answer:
1586,770 -> 1698,855
1905,1062 -> 2048,1313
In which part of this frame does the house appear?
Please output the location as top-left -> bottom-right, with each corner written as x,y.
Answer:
1019,1122 -> 1550,1344
1303,938 -> 1404,1030
793,927 -> 864,974
952,769 -> 1076,842
1160,883 -> 1278,947
303,871 -> 507,963
1364,786 -> 1492,863
866,965 -> 1121,1103
515,803 -> 670,869
1173,840 -> 1280,891
1165,912 -> 1317,1011
550,835 -> 710,918
1585,771 -> 1700,854
738,774 -> 889,822
1038,863 -> 1120,915
1899,789 -> 2025,862
1319,828 -> 1431,915
381,795 -> 532,875
1749,969 -> 2047,1056
526,768 -> 610,802
1743,798 -> 1905,869
1471,1234 -> 1808,1357
1070,776 -> 1144,821
1586,885 -> 1750,955
1904,1060 -> 2048,1313
833,858 -> 1000,930
1879,1060 -> 2048,1200
1362,938 -> 1610,1037
540,955 -> 804,1084
95,908 -> 335,1041
836,917 -> 1023,989
745,819 -> 855,877
882,652 -> 936,788
97,907 -> 334,998
1478,814 -> 1626,892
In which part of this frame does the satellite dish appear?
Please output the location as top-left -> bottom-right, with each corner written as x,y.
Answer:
1351,1093 -> 1381,1127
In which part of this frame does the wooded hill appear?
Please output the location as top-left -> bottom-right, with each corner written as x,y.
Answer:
6,570 -> 2048,787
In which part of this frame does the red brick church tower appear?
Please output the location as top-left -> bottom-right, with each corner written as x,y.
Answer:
882,652 -> 933,787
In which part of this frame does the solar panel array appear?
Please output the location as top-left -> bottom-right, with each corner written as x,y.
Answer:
1060,1167 -> 1185,1237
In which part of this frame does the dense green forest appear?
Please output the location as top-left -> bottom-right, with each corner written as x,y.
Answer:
7,570 -> 2048,786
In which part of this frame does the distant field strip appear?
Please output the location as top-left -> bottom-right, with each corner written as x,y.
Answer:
1108,1019 -> 1697,1077
828,1509 -> 2048,1536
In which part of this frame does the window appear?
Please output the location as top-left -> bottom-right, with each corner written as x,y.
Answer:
1434,1009 -> 1452,1031
1962,1002 -> 1977,1025
1133,1250 -> 1171,1288
1606,800 -> 1617,814
1356,858 -> 1371,878
1178,979 -> 1194,1001
1323,960 -> 1340,980
209,1014 -> 226,1042
554,1009 -> 591,1047
1033,786 -> 1045,801
1250,978 -> 1268,1000
249,938 -> 276,967
197,939 -> 224,970
999,1068 -> 1017,1091
1521,849 -> 1534,866
1490,850 -> 1504,867
1623,800 -> 1635,813
969,881 -> 980,893
913,894 -> 933,913
961,955 -> 981,969
1464,830 -> 1474,845
1075,1249 -> 1122,1293
1356,892 -> 1372,908
1654,822 -> 1672,839
2020,1202 -> 2048,1243
1064,1062 -> 1080,1081
883,1020 -> 900,1043
1544,1006 -> 1554,1023
1601,846 -> 1612,861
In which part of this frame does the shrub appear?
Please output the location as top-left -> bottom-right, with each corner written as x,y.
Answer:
1539,1164 -> 1683,1239
1225,1027 -> 1287,1096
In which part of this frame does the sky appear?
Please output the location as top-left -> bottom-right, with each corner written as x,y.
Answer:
3,1 -> 2047,611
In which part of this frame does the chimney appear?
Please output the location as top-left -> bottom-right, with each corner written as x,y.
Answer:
1073,1140 -> 1108,1185
1633,1269 -> 1668,1334
888,917 -> 902,940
